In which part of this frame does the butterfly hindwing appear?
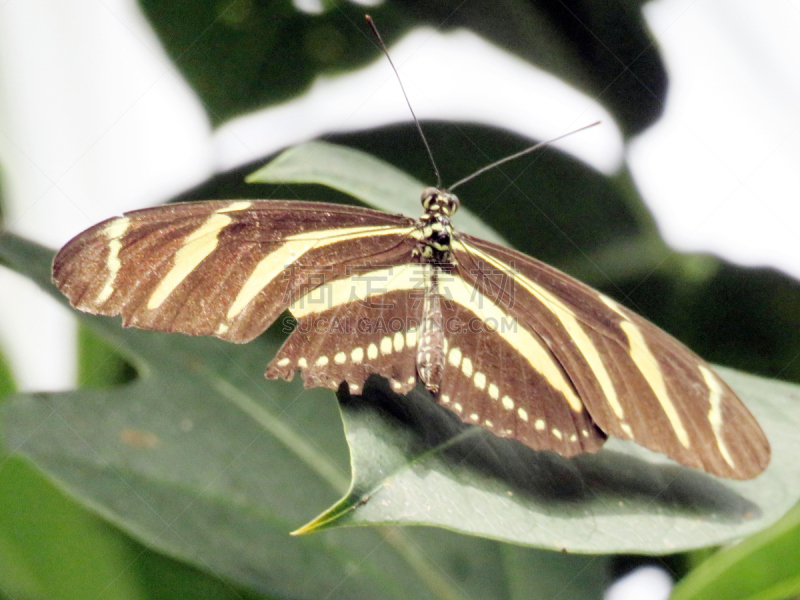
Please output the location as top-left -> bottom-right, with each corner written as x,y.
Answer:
434,286 -> 606,456
267,267 -> 424,394
267,260 -> 607,456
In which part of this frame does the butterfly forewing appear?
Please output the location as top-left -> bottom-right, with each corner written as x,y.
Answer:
53,201 -> 417,344
453,232 -> 770,479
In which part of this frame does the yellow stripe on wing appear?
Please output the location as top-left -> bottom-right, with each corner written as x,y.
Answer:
96,216 -> 131,304
440,271 -> 584,413
148,211 -> 233,310
228,225 -> 414,320
289,263 -> 420,318
599,295 -> 690,448
699,364 -> 735,468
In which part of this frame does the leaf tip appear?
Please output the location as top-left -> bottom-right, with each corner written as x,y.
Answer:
290,516 -> 328,536
291,497 -> 355,535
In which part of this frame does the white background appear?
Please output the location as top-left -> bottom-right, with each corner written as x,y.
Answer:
1,1 -> 799,598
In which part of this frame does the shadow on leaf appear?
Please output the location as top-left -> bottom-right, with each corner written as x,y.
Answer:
338,376 -> 759,524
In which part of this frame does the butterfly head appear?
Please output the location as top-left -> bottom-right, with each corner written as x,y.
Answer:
421,188 -> 460,218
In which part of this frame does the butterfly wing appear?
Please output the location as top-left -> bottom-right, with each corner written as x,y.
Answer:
266,272 -> 423,394
449,232 -> 769,479
53,200 -> 418,344
433,286 -> 606,457
267,260 -> 607,456
53,197 -> 770,478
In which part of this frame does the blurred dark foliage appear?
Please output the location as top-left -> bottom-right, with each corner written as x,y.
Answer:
139,0 -> 666,135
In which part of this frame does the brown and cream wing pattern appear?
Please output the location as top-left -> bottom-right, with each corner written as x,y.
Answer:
452,232 -> 769,479
266,265 -> 426,395
53,200 -> 418,344
432,284 -> 606,457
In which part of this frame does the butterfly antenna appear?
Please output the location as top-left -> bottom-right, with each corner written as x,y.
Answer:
448,121 -> 601,192
366,15 -> 442,189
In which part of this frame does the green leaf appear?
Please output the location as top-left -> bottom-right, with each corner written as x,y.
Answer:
0,458 -> 146,600
670,501 -> 800,600
77,325 -> 137,388
0,272 -> 144,600
0,232 -> 610,599
247,140 -> 507,245
296,367 -> 800,554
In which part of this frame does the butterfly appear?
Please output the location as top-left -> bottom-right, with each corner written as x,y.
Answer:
52,178 -> 770,480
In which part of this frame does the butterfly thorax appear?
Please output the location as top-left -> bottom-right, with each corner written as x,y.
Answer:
414,187 -> 459,264
413,187 -> 460,393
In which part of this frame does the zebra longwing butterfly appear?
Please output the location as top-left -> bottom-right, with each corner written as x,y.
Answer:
53,182 -> 769,480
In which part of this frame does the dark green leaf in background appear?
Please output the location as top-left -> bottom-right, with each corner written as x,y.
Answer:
138,0 -> 407,126
138,0 -> 666,136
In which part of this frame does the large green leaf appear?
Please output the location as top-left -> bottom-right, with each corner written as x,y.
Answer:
138,0 -> 665,136
0,306 -> 145,600
299,366 -> 800,554
0,232 -> 610,598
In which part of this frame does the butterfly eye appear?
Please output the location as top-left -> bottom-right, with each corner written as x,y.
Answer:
447,195 -> 460,216
440,193 -> 460,216
421,187 -> 439,210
